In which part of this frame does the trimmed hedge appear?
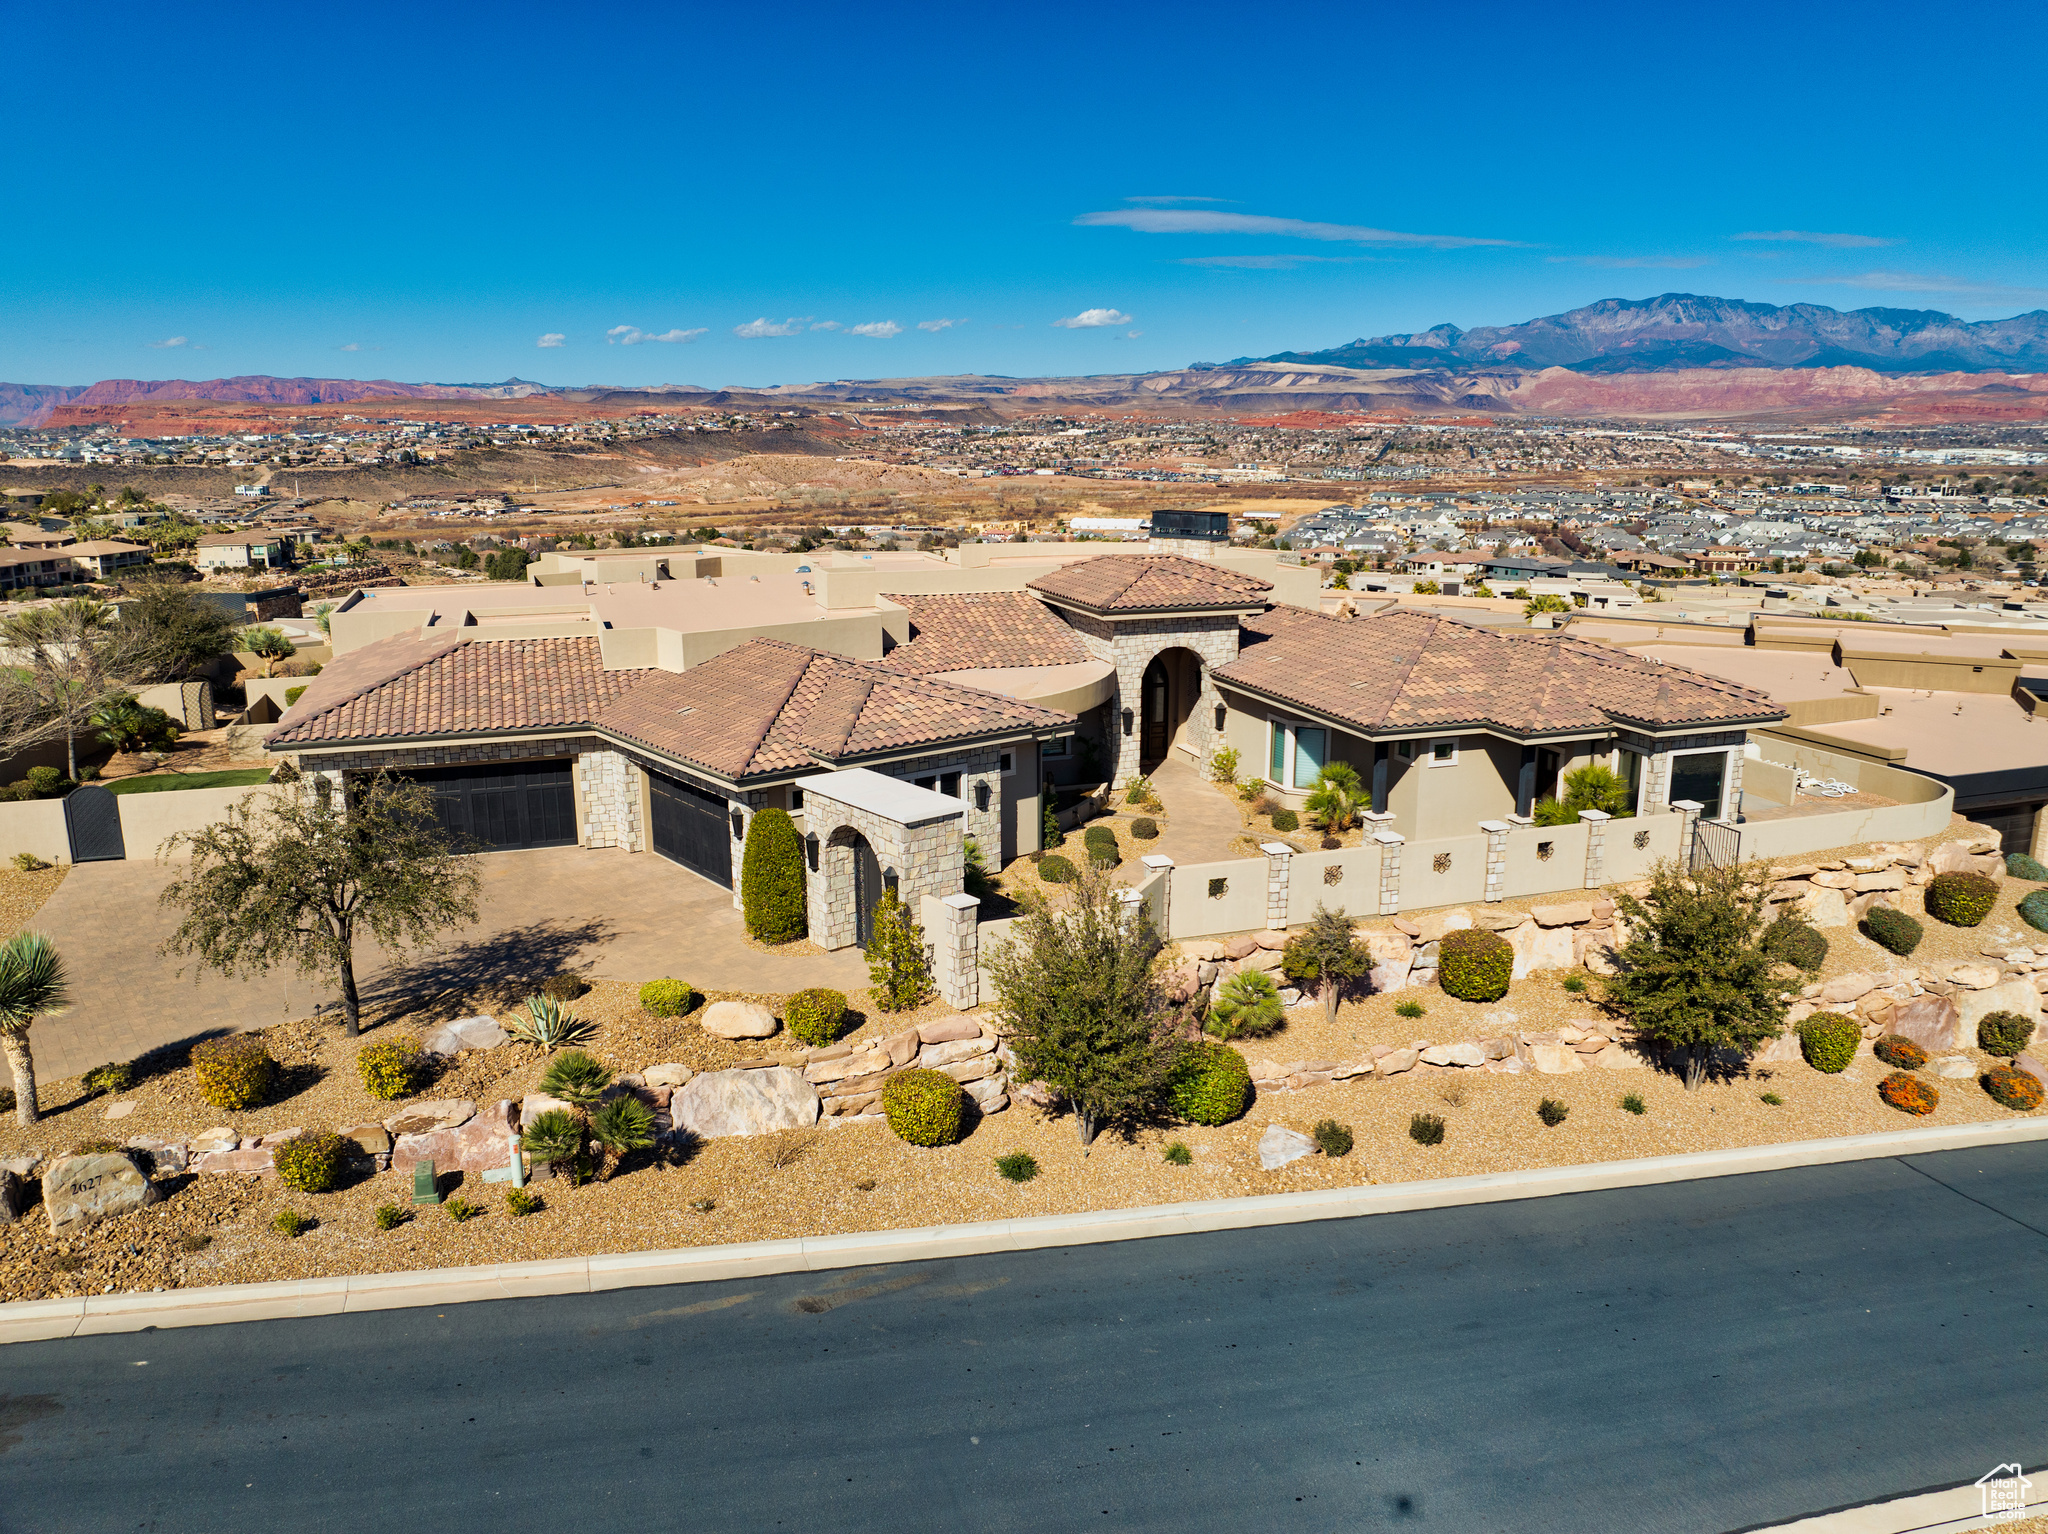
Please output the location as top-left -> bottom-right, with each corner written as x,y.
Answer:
1761,915 -> 1828,973
1978,1010 -> 2035,1057
882,1069 -> 967,1147
192,1035 -> 275,1110
1083,824 -> 1119,868
357,1036 -> 424,1101
1037,854 -> 1077,883
1170,1041 -> 1251,1126
1438,927 -> 1513,1003
273,1132 -> 350,1193
1873,1034 -> 1928,1071
638,978 -> 695,1018
1924,871 -> 1998,927
2021,889 -> 2048,934
1131,817 -> 1159,840
1799,1012 -> 1860,1074
1878,1071 -> 1939,1116
785,988 -> 851,1047
741,806 -> 808,944
1983,1064 -> 2045,1111
1862,905 -> 1924,956
1270,808 -> 1299,833
2006,852 -> 2048,881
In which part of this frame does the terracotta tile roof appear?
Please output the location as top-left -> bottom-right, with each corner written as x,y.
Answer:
877,591 -> 1091,675
1027,553 -> 1271,614
269,633 -> 649,745
593,638 -> 1074,781
1216,607 -> 1786,737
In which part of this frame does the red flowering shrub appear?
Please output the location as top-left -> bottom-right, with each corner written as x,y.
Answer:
1877,1071 -> 1938,1116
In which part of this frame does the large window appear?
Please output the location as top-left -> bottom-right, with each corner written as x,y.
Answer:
1268,718 -> 1327,789
1668,748 -> 1730,820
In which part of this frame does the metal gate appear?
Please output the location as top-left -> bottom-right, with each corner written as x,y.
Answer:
1689,817 -> 1742,872
649,771 -> 733,887
852,834 -> 885,947
64,784 -> 125,863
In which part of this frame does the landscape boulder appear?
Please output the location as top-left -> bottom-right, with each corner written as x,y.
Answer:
643,1063 -> 695,1088
41,1153 -> 159,1233
519,1092 -> 576,1129
1420,1042 -> 1486,1068
1526,1044 -> 1587,1075
700,1001 -> 779,1039
1530,901 -> 1595,928
1252,929 -> 1291,951
1222,934 -> 1259,960
1953,979 -> 2041,1043
917,1015 -> 982,1044
1886,994 -> 1963,1055
1944,962 -> 2003,991
190,1127 -> 239,1154
1590,1044 -> 1643,1070
0,1169 -> 22,1224
1793,885 -> 1851,928
422,1016 -> 507,1055
392,1101 -> 520,1176
191,1148 -> 275,1175
1510,921 -> 1578,977
671,1066 -> 820,1138
382,1099 -> 476,1137
1375,1048 -> 1420,1076
1932,1056 -> 1976,1079
1258,1126 -> 1315,1170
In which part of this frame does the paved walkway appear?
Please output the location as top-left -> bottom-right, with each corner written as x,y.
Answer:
29,846 -> 869,1080
1142,750 -> 1250,869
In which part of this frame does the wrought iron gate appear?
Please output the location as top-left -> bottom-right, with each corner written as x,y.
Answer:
1688,817 -> 1741,872
64,784 -> 126,863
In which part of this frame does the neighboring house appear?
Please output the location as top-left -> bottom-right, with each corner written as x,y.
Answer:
65,540 -> 152,579
1687,548 -> 1765,574
1485,554 -> 1569,584
0,547 -> 70,591
196,532 -> 288,571
6,526 -> 75,550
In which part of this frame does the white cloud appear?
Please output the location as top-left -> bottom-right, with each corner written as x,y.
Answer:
609,325 -> 705,345
1180,254 -> 1373,270
1734,230 -> 1890,248
1123,194 -> 1234,206
147,336 -> 188,349
734,316 -> 806,338
339,342 -> 361,352
648,328 -> 706,344
848,320 -> 903,338
1788,270 -> 2048,305
917,317 -> 966,331
1054,308 -> 1133,329
811,320 -> 842,331
1075,208 -> 1519,248
536,333 -> 566,348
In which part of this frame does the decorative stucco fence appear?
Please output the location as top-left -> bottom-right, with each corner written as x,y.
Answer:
0,784 -> 268,867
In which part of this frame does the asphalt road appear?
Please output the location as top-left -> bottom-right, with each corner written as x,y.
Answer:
5,1143 -> 2046,1534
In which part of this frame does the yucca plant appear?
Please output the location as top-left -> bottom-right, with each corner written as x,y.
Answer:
589,1095 -> 656,1180
538,1048 -> 612,1111
520,1108 -> 588,1185
507,993 -> 595,1050
0,931 -> 71,1127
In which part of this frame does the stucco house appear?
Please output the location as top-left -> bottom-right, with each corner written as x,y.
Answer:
196,532 -> 289,571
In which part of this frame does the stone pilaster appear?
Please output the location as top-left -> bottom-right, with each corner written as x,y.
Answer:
1141,853 -> 1174,936
1259,841 -> 1292,930
576,748 -> 643,851
1670,799 -> 1703,866
1362,809 -> 1396,834
1578,808 -> 1610,889
921,892 -> 982,1011
1372,830 -> 1404,916
1478,819 -> 1509,902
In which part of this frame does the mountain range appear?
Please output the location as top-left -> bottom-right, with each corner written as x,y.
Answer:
1236,293 -> 2048,374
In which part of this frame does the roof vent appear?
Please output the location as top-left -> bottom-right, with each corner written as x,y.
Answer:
676,707 -> 695,716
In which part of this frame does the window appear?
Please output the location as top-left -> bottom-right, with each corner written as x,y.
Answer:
1612,748 -> 1644,812
1430,738 -> 1458,767
914,775 -> 937,792
999,751 -> 1015,775
940,772 -> 961,798
1041,737 -> 1069,759
1668,748 -> 1730,820
1396,739 -> 1417,761
1266,719 -> 1327,789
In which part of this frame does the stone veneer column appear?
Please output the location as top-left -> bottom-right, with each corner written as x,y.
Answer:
1141,853 -> 1174,936
1372,830 -> 1404,916
575,749 -> 643,851
920,892 -> 981,1011
1643,750 -> 1674,814
1259,841 -> 1293,930
1578,808 -> 1610,889
1670,799 -> 1703,866
1478,819 -> 1510,902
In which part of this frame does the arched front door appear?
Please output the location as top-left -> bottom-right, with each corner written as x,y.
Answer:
1139,648 -> 1201,772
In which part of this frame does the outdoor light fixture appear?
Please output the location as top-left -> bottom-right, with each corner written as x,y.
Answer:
805,832 -> 820,872
975,782 -> 991,812
730,809 -> 745,839
1122,708 -> 1133,735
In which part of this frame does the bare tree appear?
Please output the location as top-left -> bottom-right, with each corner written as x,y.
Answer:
0,597 -> 135,779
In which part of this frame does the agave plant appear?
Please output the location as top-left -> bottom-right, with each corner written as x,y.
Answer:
589,1095 -> 656,1180
507,993 -> 595,1050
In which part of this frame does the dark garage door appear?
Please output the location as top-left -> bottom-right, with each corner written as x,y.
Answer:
407,762 -> 577,851
649,771 -> 732,887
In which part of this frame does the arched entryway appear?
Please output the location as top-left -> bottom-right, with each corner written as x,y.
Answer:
1139,647 -> 1203,772
823,825 -> 888,948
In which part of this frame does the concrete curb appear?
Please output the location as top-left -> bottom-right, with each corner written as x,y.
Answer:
6,1114 -> 2045,1346
1748,1479 -> 2047,1533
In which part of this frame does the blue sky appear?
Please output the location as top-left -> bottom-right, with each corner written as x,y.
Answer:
7,0 -> 2045,388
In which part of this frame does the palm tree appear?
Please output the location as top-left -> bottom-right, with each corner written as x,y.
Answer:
1305,761 -> 1365,835
0,931 -> 71,1127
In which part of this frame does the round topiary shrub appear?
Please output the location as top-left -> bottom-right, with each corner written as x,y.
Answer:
1083,824 -> 1119,869
356,1036 -> 424,1101
192,1035 -> 275,1110
1207,970 -> 1283,1039
1873,1034 -> 1928,1071
1983,1063 -> 2045,1111
1878,1071 -> 1939,1116
882,1068 -> 967,1147
272,1132 -> 349,1193
1761,915 -> 1828,973
1038,854 -> 1077,883
785,988 -> 851,1047
1924,871 -> 1998,927
1131,817 -> 1159,840
638,978 -> 694,1018
1438,927 -> 1513,1003
2022,889 -> 2048,934
1862,905 -> 1924,957
2005,851 -> 2048,882
541,972 -> 589,1001
1977,1010 -> 2036,1057
1270,808 -> 1299,833
740,805 -> 808,944
1798,1012 -> 1860,1074
1170,1041 -> 1251,1126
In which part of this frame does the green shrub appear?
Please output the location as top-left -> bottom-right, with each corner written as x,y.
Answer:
521,1108 -> 587,1184
2006,852 -> 2048,881
994,1151 -> 1039,1182
356,1036 -> 424,1100
272,1209 -> 309,1238
273,1132 -> 348,1193
505,1187 -> 542,1216
444,1195 -> 481,1222
1169,1041 -> 1251,1126
741,806 -> 808,943
538,1049 -> 611,1109
1270,808 -> 1299,833
865,886 -> 933,1012
1131,816 -> 1159,840
1619,1092 -> 1646,1115
1878,1071 -> 1939,1115
1983,1064 -> 2045,1110
1761,914 -> 1829,973
1799,1012 -> 1860,1073
1438,928 -> 1513,1002
1238,776 -> 1267,803
373,1203 -> 407,1231
1394,999 -> 1425,1019
1163,1140 -> 1192,1165
882,1068 -> 967,1147
1760,1091 -> 1785,1106
1561,974 -> 1586,993
1537,1097 -> 1570,1127
284,685 -> 308,706
25,766 -> 72,798
1083,824 -> 1119,868
589,1094 -> 656,1177
1210,747 -> 1239,783
81,1060 -> 134,1096
638,978 -> 694,1017
1409,1112 -> 1446,1146
1207,969 -> 1283,1039
2022,889 -> 2048,934
541,971 -> 588,1001
1037,853 -> 1077,883
1924,871 -> 1998,927
1978,1010 -> 2036,1057
785,988 -> 851,1047
1873,1035 -> 1929,1070
1125,776 -> 1153,804
1311,1119 -> 1353,1157
192,1035 -> 275,1110
1862,905 -> 1924,956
